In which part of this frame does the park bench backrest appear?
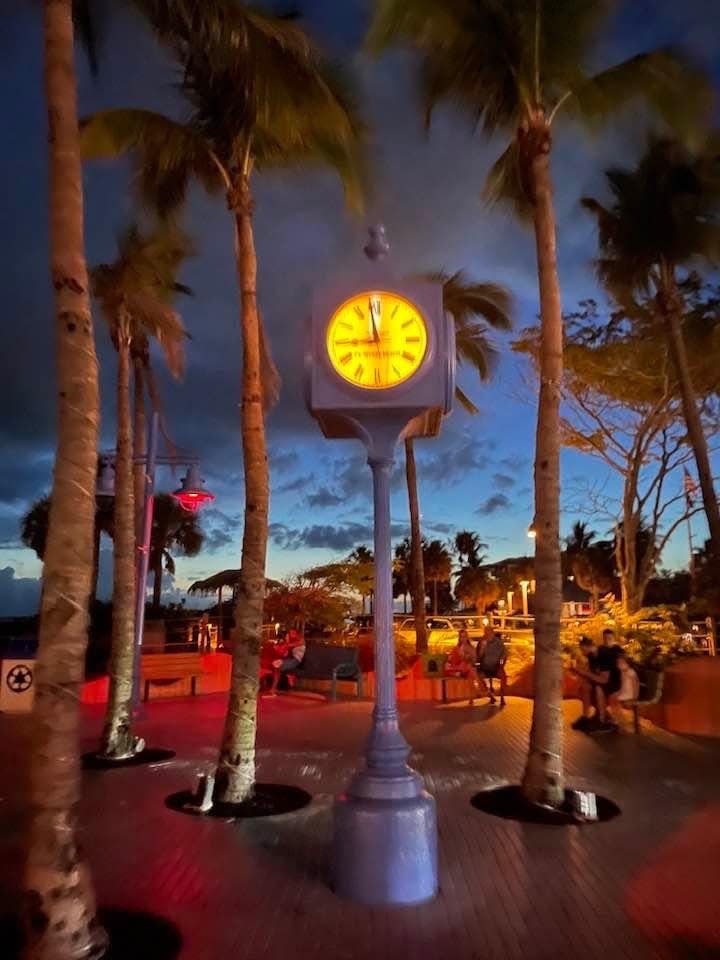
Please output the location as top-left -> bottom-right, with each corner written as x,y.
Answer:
299,644 -> 360,678
141,653 -> 204,678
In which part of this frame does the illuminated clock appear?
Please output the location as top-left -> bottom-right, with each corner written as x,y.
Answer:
326,290 -> 429,390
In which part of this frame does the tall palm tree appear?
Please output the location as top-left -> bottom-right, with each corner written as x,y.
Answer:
92,222 -> 191,760
406,271 -> 512,653
582,137 -> 720,574
149,493 -> 205,609
368,0 -> 709,807
25,3 -> 106,956
81,5 -> 362,803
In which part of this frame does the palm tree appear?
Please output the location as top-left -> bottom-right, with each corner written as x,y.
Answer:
423,539 -> 452,614
454,529 -> 487,569
149,493 -> 205,609
582,137 -> 720,575
24,2 -> 106,955
92,221 -> 191,760
368,0 -> 708,807
454,531 -> 493,612
564,522 -> 614,612
81,6 -> 362,803
20,487 -> 114,607
405,272 -> 512,653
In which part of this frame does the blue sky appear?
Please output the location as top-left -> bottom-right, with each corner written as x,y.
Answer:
0,0 -> 718,614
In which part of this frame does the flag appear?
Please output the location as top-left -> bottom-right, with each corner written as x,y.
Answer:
683,468 -> 698,508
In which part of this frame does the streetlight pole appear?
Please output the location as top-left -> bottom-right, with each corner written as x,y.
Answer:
132,409 -> 159,711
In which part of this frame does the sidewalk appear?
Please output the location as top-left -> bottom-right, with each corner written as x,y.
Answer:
2,694 -> 720,959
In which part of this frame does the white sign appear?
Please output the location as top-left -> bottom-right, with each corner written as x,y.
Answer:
0,659 -> 35,713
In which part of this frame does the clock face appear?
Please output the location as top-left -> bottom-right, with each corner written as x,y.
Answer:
326,290 -> 428,390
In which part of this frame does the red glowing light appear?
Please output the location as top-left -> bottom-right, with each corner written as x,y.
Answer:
172,488 -> 215,513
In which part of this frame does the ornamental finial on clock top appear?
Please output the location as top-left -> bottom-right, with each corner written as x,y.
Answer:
363,224 -> 390,261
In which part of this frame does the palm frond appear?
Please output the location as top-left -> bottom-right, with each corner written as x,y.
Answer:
565,49 -> 712,142
72,0 -> 102,75
454,385 -> 479,415
92,221 -> 193,379
483,141 -> 534,220
80,109 -> 225,217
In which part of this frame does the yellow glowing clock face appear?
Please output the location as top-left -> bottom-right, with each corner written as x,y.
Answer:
326,291 -> 428,390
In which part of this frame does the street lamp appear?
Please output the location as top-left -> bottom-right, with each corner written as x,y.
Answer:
527,522 -> 537,540
172,463 -> 215,513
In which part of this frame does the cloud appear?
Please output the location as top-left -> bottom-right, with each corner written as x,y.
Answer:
201,508 -> 242,553
0,566 -> 41,617
492,473 -> 515,491
476,494 -> 511,516
306,486 -> 345,509
497,455 -> 528,473
276,476 -> 308,495
420,439 -> 487,486
269,520 -> 408,553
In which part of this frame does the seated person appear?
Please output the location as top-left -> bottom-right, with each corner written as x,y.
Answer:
570,635 -> 621,732
476,626 -> 507,707
445,629 -> 480,703
267,628 -> 306,695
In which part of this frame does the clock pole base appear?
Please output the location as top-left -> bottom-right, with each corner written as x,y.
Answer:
332,775 -> 438,906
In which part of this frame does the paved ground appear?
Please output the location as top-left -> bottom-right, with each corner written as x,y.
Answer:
2,693 -> 720,959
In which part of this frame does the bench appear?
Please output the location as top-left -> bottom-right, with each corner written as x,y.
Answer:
140,652 -> 204,701
621,668 -> 664,733
294,645 -> 363,701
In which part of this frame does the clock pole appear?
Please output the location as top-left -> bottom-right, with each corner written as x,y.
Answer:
331,227 -> 438,906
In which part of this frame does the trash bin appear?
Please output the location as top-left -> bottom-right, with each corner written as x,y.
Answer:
419,653 -> 447,678
0,657 -> 36,713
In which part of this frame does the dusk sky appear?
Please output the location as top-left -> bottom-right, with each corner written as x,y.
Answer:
1,0 -> 718,614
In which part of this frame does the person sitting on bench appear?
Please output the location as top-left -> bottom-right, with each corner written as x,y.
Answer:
476,625 -> 507,706
445,629 -> 480,704
268,628 -> 306,695
571,635 -> 621,733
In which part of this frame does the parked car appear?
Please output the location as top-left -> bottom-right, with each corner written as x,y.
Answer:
395,617 -> 458,650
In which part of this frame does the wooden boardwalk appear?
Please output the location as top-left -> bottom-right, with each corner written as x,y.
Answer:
2,694 -> 720,959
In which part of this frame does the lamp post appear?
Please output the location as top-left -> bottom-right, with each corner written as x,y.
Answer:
519,579 -> 530,618
99,410 -> 215,711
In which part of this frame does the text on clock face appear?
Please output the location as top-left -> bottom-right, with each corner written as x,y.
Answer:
326,290 -> 428,389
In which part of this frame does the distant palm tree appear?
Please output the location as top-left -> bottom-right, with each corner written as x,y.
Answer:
368,0 -> 709,807
81,4 -> 363,803
564,521 -> 596,555
149,493 -> 205,609
423,539 -> 452,615
583,136 -> 720,571
405,272 -> 512,653
92,221 -> 191,760
24,3 -> 107,955
20,487 -> 114,607
454,530 -> 488,570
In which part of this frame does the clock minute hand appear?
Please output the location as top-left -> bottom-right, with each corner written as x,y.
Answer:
369,296 -> 381,343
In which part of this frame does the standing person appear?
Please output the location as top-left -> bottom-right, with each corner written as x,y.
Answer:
571,636 -> 621,733
477,625 -> 507,707
267,628 -> 306,695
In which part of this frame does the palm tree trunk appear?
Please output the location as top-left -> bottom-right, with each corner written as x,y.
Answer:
152,552 -> 163,610
133,356 -> 146,548
432,579 -> 438,616
215,173 -> 269,805
100,330 -> 137,759
660,267 -> 720,563
404,438 -> 428,653
521,127 -> 564,808
24,2 -> 105,955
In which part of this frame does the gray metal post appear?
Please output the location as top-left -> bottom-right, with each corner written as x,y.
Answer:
132,410 -> 159,711
332,450 -> 437,905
